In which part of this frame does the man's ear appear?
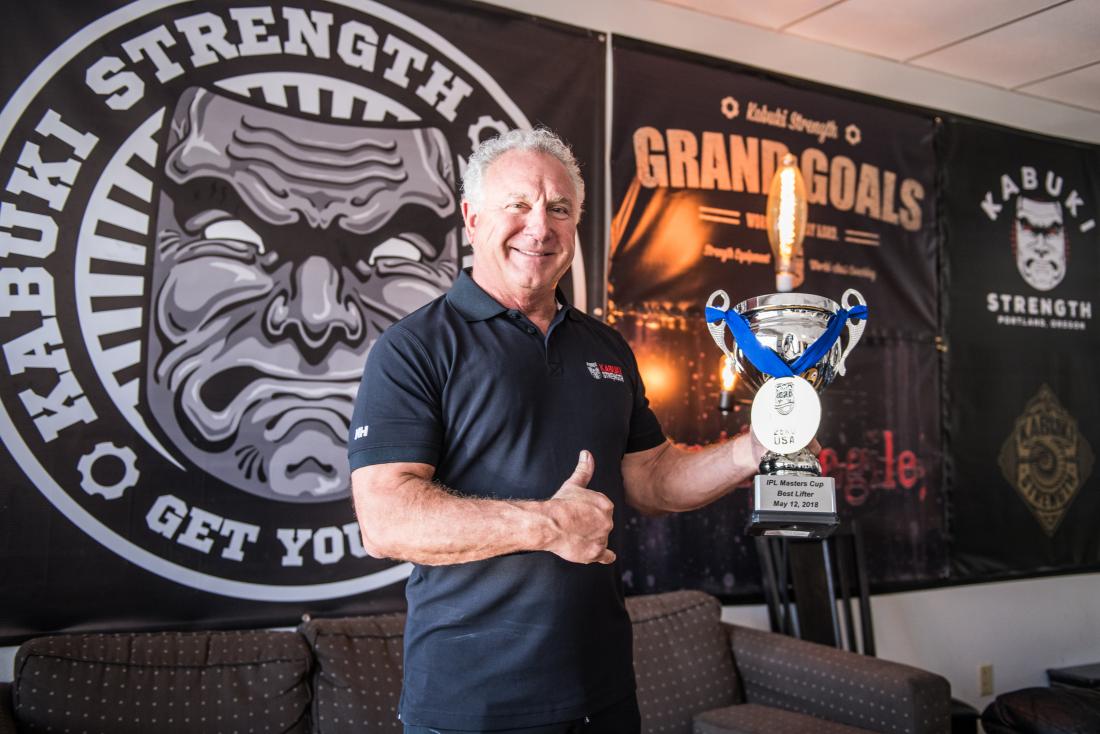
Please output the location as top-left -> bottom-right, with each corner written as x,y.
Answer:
461,199 -> 477,243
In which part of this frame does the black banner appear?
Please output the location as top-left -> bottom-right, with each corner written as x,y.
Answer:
0,0 -> 605,641
942,119 -> 1100,578
610,38 -> 947,599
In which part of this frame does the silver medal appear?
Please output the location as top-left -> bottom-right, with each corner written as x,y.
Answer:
750,375 -> 821,454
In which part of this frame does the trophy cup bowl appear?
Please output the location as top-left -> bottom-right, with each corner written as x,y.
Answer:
706,288 -> 866,539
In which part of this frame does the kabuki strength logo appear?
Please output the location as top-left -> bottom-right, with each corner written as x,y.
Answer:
980,165 -> 1095,331
0,0 -> 553,600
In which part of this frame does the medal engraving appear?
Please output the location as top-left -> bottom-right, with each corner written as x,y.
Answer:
751,376 -> 821,454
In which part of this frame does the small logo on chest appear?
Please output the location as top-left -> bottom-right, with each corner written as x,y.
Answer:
586,362 -> 625,382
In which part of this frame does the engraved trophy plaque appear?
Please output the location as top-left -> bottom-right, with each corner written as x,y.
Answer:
705,289 -> 868,538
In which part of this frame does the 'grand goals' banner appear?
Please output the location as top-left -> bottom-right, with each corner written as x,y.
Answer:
0,0 -> 605,641
942,119 -> 1100,579
609,38 -> 946,599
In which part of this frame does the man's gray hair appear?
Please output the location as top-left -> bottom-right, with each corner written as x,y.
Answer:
461,127 -> 585,215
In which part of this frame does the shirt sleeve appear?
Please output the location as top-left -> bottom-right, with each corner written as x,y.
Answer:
347,325 -> 443,470
621,336 -> 666,454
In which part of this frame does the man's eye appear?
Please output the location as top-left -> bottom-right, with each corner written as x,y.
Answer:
550,206 -> 571,219
202,219 -> 265,253
368,236 -> 423,266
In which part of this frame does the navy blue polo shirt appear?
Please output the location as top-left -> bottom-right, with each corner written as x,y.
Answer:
348,270 -> 664,729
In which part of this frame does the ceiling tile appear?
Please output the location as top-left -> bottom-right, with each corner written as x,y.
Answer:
911,1 -> 1100,88
785,0 -> 1059,61
651,0 -> 837,30
1018,62 -> 1100,112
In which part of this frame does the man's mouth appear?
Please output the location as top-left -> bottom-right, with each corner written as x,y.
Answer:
511,246 -> 555,258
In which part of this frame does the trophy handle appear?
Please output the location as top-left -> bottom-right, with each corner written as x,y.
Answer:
706,289 -> 735,359
837,289 -> 866,376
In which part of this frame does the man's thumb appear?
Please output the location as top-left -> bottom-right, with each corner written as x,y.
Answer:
568,450 -> 594,487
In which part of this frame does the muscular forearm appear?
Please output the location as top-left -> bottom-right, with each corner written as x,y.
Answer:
353,471 -> 550,565
351,453 -> 614,566
624,431 -> 763,515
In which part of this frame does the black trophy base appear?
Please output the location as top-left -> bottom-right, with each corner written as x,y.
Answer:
747,509 -> 839,538
746,474 -> 839,539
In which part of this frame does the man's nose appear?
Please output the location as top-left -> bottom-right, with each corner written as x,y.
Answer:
264,256 -> 364,361
522,206 -> 553,241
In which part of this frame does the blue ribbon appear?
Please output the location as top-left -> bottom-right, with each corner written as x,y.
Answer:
705,304 -> 868,378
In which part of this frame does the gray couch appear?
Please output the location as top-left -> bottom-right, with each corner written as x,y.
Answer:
0,590 -> 950,733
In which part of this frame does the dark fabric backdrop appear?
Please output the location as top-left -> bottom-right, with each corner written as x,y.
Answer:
609,37 -> 947,599
941,119 -> 1100,579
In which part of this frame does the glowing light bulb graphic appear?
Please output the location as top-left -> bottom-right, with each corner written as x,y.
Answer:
765,153 -> 807,292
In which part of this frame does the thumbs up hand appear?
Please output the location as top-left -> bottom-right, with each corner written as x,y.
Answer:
543,450 -> 616,565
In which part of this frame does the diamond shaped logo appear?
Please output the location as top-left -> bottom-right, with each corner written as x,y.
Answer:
998,385 -> 1095,535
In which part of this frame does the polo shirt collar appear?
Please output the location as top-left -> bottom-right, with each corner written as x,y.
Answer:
447,269 -> 581,322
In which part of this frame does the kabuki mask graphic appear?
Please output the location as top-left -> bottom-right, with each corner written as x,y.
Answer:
1012,195 -> 1067,291
147,88 -> 460,502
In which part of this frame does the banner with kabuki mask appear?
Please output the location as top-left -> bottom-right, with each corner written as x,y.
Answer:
0,0 -> 605,640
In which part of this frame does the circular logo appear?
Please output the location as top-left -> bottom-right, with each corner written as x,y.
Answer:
0,0 -> 548,600
750,376 -> 821,454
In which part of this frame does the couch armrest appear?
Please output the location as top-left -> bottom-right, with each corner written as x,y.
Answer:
0,681 -> 16,734
726,623 -> 950,734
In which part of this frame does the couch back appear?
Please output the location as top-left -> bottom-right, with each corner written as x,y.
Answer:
12,629 -> 311,734
626,590 -> 741,733
299,612 -> 405,733
293,590 -> 741,734
9,591 -> 739,734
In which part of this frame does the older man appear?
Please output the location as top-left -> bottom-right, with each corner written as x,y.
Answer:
348,128 -> 764,732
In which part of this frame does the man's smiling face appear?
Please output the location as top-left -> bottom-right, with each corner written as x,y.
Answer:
463,149 -> 578,303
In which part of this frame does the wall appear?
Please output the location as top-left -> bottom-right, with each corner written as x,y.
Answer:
873,573 -> 1100,707
724,572 -> 1100,709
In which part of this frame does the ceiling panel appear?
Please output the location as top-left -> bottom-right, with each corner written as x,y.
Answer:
1019,62 -> 1100,111
785,0 -> 1059,61
639,0 -> 1100,127
652,0 -> 837,30
912,0 -> 1100,88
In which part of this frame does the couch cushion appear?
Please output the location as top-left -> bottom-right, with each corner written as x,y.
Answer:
299,613 -> 406,734
695,703 -> 875,733
729,624 -> 949,733
12,629 -> 310,734
626,590 -> 740,734
981,686 -> 1100,734
695,699 -> 875,734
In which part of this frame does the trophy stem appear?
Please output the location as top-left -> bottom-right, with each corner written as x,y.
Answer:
758,448 -> 822,476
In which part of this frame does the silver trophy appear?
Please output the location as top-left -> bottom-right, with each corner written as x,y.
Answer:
706,289 -> 867,538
